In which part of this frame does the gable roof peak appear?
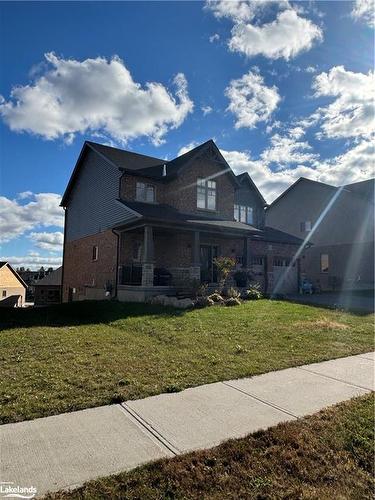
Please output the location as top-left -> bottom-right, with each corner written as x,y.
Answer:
235,172 -> 267,206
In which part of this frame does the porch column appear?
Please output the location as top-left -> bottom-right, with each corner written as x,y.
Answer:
190,231 -> 201,281
242,237 -> 250,268
142,225 -> 154,287
265,252 -> 274,295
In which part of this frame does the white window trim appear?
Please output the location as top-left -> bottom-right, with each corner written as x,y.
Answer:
197,178 -> 217,210
234,204 -> 254,225
301,220 -> 312,232
136,182 -> 156,203
320,253 -> 329,273
92,246 -> 98,261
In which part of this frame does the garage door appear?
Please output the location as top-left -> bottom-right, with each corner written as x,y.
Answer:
272,257 -> 298,294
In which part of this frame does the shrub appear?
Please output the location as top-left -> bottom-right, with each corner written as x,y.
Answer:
195,296 -> 214,308
196,283 -> 209,298
213,256 -> 236,291
225,287 -> 241,299
225,297 -> 241,307
208,292 -> 224,304
233,270 -> 250,287
243,286 -> 263,300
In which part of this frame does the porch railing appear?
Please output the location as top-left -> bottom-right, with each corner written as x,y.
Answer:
119,265 -> 173,287
119,265 -> 142,286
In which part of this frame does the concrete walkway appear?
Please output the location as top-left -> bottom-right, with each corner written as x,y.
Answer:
1,352 -> 374,498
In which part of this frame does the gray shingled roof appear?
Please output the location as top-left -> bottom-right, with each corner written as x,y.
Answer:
115,200 -> 303,244
115,199 -> 260,232
33,266 -> 62,287
87,142 -> 165,171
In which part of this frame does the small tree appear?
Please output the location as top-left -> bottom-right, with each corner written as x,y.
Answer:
213,256 -> 236,292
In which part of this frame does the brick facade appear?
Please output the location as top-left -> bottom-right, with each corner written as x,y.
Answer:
118,229 -> 300,293
62,230 -> 118,302
119,157 -> 235,220
63,141 -> 301,302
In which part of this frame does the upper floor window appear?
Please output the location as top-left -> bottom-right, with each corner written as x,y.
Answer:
197,178 -> 216,210
234,204 -> 254,225
136,182 -> 155,203
300,221 -> 312,232
92,245 -> 98,261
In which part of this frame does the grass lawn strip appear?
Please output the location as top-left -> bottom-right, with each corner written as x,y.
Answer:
0,300 -> 373,423
45,394 -> 374,499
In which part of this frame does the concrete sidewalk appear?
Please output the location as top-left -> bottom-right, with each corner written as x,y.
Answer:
1,352 -> 374,498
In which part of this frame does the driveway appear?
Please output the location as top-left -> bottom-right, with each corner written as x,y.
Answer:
285,291 -> 374,313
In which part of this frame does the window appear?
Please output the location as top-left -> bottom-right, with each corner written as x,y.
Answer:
247,207 -> 254,225
300,221 -> 312,232
240,205 -> 247,223
197,178 -> 216,210
2,290 -> 6,298
321,254 -> 329,273
92,245 -> 98,261
136,182 -> 155,203
234,204 -> 254,225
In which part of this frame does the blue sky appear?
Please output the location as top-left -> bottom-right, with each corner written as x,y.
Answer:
0,1 -> 374,269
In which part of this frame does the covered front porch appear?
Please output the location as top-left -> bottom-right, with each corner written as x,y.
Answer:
114,221 -> 256,302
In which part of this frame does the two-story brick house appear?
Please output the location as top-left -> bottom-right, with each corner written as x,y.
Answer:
61,140 -> 302,302
267,177 -> 374,291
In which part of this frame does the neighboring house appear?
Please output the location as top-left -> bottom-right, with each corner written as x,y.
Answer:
61,139 -> 303,302
17,267 -> 54,301
34,266 -> 62,305
266,178 -> 374,292
0,262 -> 27,307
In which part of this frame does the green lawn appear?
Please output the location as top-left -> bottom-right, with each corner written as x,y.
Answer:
0,300 -> 373,424
46,394 -> 374,499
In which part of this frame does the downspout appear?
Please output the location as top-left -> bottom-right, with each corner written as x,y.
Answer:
111,229 -> 120,299
60,206 -> 67,304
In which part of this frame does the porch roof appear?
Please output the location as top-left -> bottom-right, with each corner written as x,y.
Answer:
113,200 -> 304,245
114,199 -> 260,234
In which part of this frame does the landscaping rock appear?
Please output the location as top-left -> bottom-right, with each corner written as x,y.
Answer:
177,298 -> 194,309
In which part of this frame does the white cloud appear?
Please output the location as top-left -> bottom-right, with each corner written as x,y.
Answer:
209,33 -> 220,43
225,71 -> 280,128
202,105 -> 213,115
288,126 -> 305,139
312,66 -> 375,139
178,142 -> 199,156
261,133 -> 318,166
306,65 -> 317,73
0,192 -> 64,243
29,231 -> 64,252
351,0 -> 375,27
228,9 -> 323,60
0,53 -> 193,146
17,191 -> 33,200
221,138 -> 374,202
266,120 -> 282,134
1,254 -> 62,270
205,0 -> 259,22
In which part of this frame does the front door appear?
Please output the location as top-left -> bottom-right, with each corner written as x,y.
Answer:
200,245 -> 218,283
